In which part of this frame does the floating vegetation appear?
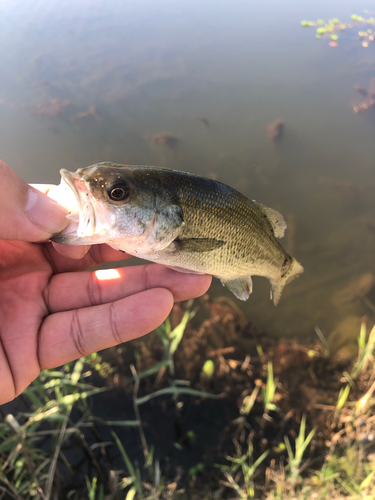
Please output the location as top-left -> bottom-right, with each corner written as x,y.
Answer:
301,10 -> 375,46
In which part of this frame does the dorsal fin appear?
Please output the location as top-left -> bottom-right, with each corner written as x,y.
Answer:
258,204 -> 287,238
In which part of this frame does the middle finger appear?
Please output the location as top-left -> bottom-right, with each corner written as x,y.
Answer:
44,264 -> 212,312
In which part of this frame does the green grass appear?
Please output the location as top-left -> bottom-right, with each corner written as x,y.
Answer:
218,438 -> 269,499
1,304 -> 375,499
262,362 -> 278,414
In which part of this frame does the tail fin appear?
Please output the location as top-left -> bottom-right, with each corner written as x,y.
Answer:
270,257 -> 304,306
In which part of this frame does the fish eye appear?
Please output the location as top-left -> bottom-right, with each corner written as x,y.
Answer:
107,182 -> 131,202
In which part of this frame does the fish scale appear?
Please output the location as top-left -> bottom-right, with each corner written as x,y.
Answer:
49,162 -> 303,305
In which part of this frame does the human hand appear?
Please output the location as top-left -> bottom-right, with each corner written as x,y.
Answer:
0,160 -> 212,405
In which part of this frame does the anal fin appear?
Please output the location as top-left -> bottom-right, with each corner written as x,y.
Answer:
220,276 -> 253,301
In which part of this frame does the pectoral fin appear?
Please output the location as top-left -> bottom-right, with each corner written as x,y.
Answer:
176,238 -> 225,253
220,276 -> 253,301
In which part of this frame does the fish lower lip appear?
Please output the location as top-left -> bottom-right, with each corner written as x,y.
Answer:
60,169 -> 95,237
51,233 -> 76,244
51,233 -> 93,244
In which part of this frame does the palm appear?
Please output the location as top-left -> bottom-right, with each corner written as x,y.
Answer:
0,240 -> 123,402
0,240 -> 211,404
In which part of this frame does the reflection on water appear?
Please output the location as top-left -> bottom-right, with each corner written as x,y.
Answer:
1,0 -> 375,339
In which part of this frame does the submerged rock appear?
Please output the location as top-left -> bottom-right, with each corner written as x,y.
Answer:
32,98 -> 71,117
147,132 -> 180,148
352,77 -> 375,113
267,119 -> 285,140
196,116 -> 210,128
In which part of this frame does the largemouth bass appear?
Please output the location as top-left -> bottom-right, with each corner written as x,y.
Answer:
48,162 -> 303,304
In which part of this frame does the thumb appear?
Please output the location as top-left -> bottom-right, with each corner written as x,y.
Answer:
0,160 -> 69,242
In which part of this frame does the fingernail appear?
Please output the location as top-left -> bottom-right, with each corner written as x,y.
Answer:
25,187 -> 69,234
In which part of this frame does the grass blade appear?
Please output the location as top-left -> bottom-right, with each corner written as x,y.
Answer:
136,386 -> 221,405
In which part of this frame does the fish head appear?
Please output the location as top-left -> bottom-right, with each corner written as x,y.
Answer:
49,163 -> 184,253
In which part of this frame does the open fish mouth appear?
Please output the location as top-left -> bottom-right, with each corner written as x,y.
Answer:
48,169 -> 96,242
60,169 -> 96,237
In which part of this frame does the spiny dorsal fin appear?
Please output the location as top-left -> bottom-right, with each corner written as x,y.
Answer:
258,204 -> 287,238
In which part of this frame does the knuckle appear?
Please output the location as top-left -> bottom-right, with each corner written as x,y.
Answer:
109,302 -> 122,345
70,309 -> 87,357
142,265 -> 151,290
87,272 -> 102,306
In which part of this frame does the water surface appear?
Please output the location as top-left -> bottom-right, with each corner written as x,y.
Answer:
1,0 -> 375,338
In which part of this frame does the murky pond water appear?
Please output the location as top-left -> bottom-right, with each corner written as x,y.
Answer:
1,0 -> 375,339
